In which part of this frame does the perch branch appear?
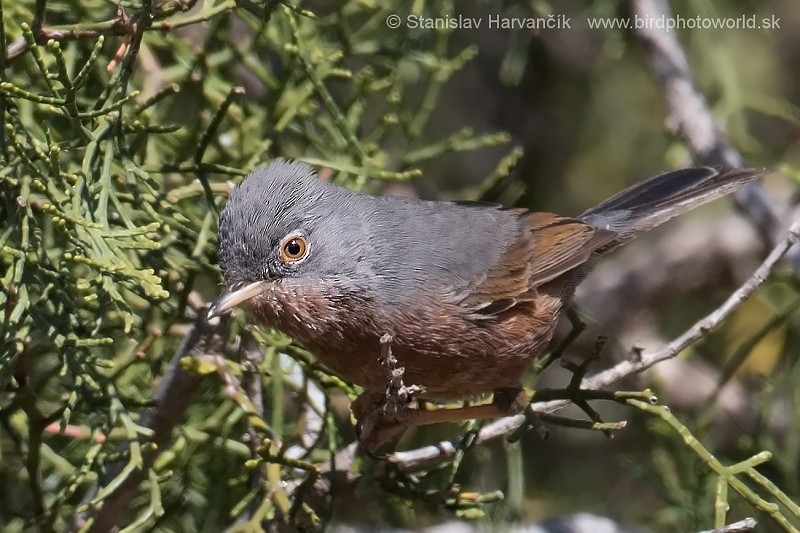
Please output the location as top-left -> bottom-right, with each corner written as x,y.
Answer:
386,0 -> 796,473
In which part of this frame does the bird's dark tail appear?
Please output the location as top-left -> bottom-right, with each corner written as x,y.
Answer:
579,167 -> 763,243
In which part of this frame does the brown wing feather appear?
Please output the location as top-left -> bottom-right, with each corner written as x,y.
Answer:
460,211 -> 617,316
524,212 -> 617,285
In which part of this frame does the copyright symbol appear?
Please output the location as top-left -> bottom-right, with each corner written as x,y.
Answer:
386,14 -> 401,29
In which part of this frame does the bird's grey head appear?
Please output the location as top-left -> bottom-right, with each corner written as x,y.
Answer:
210,159 -> 516,321
216,160 -> 367,292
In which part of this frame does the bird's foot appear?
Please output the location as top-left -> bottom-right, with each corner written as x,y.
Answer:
354,336 -> 530,452
353,386 -> 530,453
352,389 -> 418,452
352,334 -> 428,451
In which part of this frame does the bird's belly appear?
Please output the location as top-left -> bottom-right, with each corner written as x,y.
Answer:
309,330 -> 552,399
248,282 -> 566,400
306,300 -> 563,400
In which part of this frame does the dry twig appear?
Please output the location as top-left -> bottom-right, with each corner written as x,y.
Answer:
699,517 -> 757,533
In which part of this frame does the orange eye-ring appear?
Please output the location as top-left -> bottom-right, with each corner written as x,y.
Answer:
279,234 -> 309,263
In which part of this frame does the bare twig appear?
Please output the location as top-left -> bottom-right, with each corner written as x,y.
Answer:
237,331 -> 266,523
579,216 -> 799,386
354,335 -> 428,450
385,0 -> 796,474
5,0 -> 200,62
699,518 -> 758,533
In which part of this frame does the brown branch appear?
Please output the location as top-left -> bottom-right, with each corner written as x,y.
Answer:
7,19 -> 127,62
5,0 -> 200,62
238,331 -> 267,523
382,0 -> 795,474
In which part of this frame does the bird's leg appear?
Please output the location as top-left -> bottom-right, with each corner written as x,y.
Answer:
352,389 -> 387,446
350,389 -> 384,421
394,386 -> 528,427
359,387 -> 529,451
534,305 -> 586,374
354,334 -> 426,450
356,337 -> 529,451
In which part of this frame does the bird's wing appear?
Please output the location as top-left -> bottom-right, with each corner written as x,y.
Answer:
458,211 -> 617,317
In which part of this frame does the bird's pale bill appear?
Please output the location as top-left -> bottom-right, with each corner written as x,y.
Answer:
207,280 -> 269,319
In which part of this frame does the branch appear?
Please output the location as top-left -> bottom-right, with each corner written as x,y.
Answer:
699,518 -> 757,533
387,0 -> 796,474
5,0 -> 201,62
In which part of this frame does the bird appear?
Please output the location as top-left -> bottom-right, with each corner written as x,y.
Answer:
208,160 -> 761,448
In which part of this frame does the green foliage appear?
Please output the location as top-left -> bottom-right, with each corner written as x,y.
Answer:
0,0 -> 516,530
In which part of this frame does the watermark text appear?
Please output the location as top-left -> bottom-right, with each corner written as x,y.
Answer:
587,14 -> 780,31
388,14 -> 572,30
385,13 -> 780,32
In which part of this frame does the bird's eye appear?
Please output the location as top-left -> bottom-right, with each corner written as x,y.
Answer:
279,233 -> 309,263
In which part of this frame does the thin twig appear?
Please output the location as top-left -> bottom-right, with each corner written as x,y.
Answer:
5,1 -> 202,62
699,517 -> 758,533
378,334 -> 425,416
238,331 -> 266,522
384,1 -> 798,471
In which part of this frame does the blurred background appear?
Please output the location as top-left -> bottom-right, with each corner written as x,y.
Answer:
1,0 -> 799,531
